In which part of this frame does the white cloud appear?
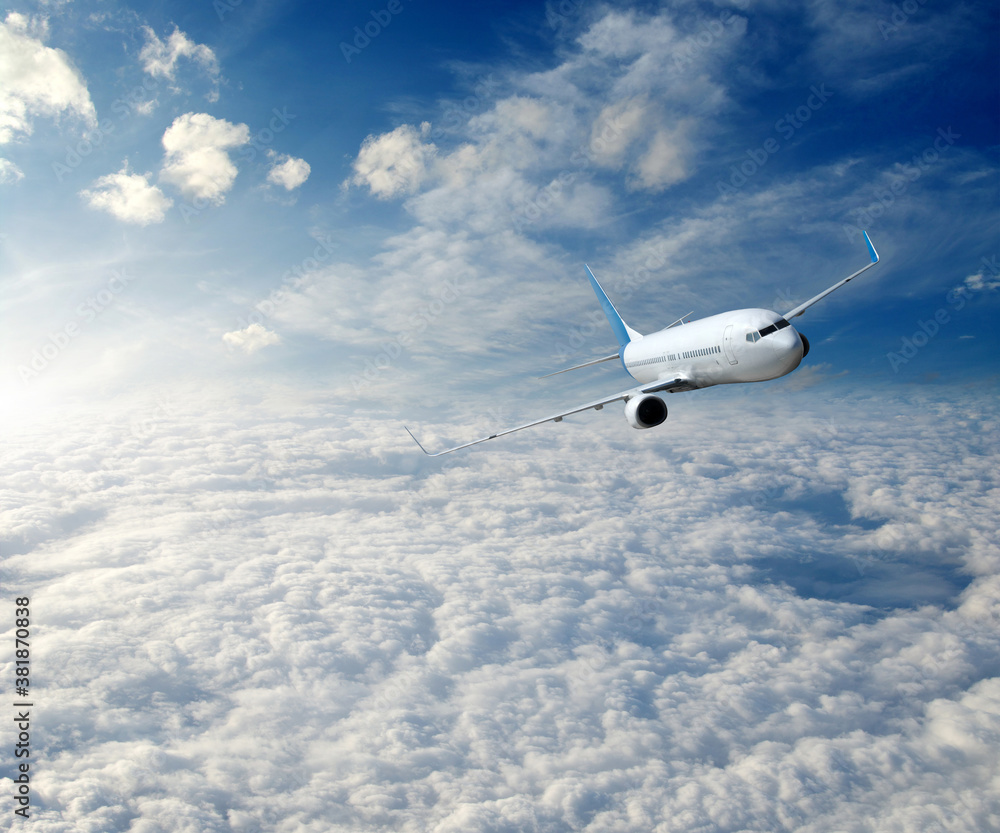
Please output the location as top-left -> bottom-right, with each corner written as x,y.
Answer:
1,387 -> 997,830
961,271 -> 1000,293
577,9 -> 679,61
328,3 -> 743,355
160,112 -> 249,204
222,322 -> 281,353
805,1 -> 977,93
0,156 -> 24,183
631,121 -> 695,191
588,98 -> 649,169
5,14 -> 996,827
266,153 -> 310,190
490,96 -> 551,139
80,163 -> 173,225
341,5 -> 738,238
139,26 -> 220,101
0,12 -> 97,144
329,2 -> 744,355
347,123 -> 436,198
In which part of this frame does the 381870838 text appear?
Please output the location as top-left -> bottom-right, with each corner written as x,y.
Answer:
13,597 -> 32,819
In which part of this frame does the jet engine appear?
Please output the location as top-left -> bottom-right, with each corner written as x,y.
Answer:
800,332 -> 810,358
624,394 -> 668,429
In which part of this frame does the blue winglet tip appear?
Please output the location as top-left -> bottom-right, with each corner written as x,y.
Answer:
862,230 -> 878,263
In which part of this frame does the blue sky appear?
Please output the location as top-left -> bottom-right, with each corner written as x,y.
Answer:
2,1 -> 1000,830
1,0 -> 997,415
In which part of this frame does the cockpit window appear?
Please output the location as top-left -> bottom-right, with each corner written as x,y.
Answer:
746,331 -> 761,343
758,318 -> 790,338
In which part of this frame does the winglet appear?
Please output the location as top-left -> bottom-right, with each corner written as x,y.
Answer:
404,426 -> 434,456
782,231 -> 881,320
585,265 -> 643,349
863,230 -> 879,264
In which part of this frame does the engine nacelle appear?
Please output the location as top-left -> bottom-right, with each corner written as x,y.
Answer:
624,394 -> 668,429
800,332 -> 810,358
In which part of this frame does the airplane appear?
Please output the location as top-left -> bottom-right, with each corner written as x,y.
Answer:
406,231 -> 879,456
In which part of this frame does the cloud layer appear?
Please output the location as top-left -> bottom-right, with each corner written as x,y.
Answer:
2,385 -> 997,831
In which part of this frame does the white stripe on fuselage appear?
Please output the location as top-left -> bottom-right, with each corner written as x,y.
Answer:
621,308 -> 805,389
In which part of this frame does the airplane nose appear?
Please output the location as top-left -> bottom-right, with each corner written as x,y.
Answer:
768,327 -> 805,371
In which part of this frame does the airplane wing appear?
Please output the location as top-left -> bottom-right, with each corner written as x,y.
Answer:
782,231 -> 879,320
405,376 -> 692,457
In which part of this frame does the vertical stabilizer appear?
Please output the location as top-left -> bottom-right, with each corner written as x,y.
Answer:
584,265 -> 643,349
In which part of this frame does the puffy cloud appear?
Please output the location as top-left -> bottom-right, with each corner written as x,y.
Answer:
631,121 -> 695,191
80,163 -> 173,225
960,270 -> 1000,293
266,152 -> 310,190
222,322 -> 281,353
0,12 -> 97,144
342,5 -> 740,236
577,9 -> 680,61
0,156 -> 24,183
329,2 -> 748,358
160,112 -> 249,204
139,25 -> 220,101
1,386 -> 997,831
489,96 -> 552,139
347,123 -> 437,198
588,98 -> 649,169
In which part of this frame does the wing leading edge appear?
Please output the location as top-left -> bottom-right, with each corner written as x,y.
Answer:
405,377 -> 691,457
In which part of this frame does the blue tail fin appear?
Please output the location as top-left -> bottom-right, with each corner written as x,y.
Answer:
584,265 -> 643,349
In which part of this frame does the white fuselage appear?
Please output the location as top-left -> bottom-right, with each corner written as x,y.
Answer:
621,308 -> 806,389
